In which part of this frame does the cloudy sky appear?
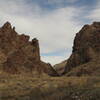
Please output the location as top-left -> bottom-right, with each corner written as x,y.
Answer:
0,0 -> 100,65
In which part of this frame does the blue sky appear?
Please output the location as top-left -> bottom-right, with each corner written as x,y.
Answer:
0,0 -> 100,65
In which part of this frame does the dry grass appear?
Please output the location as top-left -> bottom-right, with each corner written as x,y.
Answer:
0,73 -> 100,100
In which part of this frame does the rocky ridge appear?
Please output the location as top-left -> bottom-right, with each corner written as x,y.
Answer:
0,21 -> 100,77
0,22 -> 58,76
64,22 -> 100,75
54,22 -> 100,76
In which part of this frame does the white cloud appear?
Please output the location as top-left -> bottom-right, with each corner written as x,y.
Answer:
47,0 -> 78,5
41,55 -> 68,65
87,0 -> 100,21
0,0 -> 83,65
67,0 -> 78,3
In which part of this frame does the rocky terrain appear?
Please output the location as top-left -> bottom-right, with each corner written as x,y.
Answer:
0,22 -> 100,100
0,22 -> 58,76
65,22 -> 100,74
54,22 -> 100,76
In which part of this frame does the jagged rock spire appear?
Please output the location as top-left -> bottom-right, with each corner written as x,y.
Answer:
2,21 -> 12,29
0,22 -> 57,76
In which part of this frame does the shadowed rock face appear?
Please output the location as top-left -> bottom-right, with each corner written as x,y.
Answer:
64,22 -> 100,74
0,22 -> 58,76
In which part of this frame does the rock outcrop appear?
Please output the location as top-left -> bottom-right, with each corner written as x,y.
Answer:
0,22 -> 58,76
64,22 -> 100,75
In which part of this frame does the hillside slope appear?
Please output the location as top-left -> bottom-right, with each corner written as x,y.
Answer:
53,60 -> 67,75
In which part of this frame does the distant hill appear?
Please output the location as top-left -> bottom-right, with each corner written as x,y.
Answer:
53,60 -> 67,75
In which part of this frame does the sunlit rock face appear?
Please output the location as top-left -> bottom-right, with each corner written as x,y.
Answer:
64,22 -> 100,75
0,22 -> 58,76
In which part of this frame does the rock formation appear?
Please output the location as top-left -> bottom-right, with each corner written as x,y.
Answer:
0,22 -> 58,76
0,21 -> 100,76
64,22 -> 100,75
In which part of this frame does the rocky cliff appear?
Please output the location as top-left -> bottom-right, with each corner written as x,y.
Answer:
64,22 -> 100,76
0,22 -> 58,76
54,22 -> 100,76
